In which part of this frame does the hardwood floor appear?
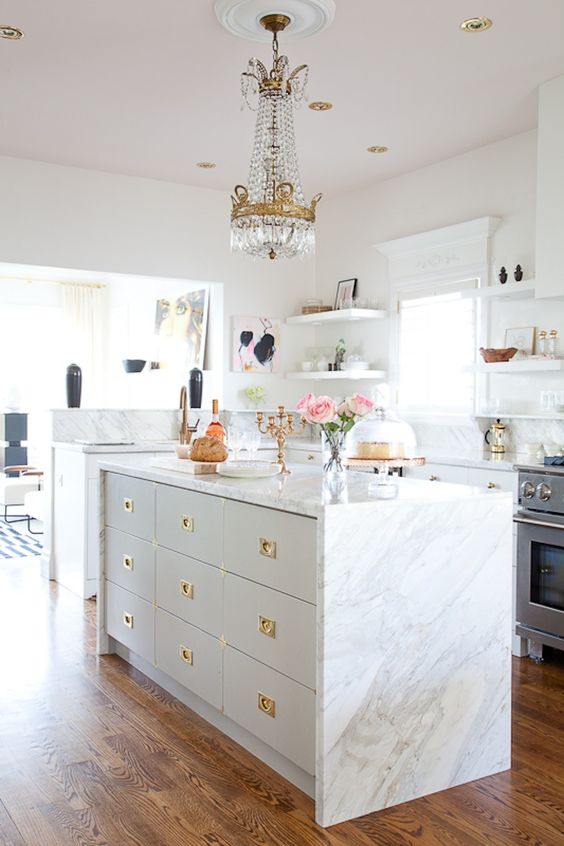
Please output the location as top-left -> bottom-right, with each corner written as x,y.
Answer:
0,556 -> 563,846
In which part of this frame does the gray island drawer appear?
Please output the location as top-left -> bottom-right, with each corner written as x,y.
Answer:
224,573 -> 316,689
156,485 -> 223,566
106,527 -> 155,602
156,546 -> 222,637
105,473 -> 154,541
223,646 -> 315,775
224,501 -> 316,603
106,581 -> 154,664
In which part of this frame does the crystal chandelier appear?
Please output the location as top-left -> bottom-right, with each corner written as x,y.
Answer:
231,14 -> 321,261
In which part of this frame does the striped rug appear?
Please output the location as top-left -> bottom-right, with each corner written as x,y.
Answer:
0,523 -> 42,559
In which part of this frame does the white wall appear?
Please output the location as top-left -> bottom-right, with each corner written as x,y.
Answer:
0,155 -> 316,410
314,129 -> 564,415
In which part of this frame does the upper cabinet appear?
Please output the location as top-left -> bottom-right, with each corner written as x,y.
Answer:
536,74 -> 564,299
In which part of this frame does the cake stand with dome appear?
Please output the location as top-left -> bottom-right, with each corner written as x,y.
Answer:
344,408 -> 425,498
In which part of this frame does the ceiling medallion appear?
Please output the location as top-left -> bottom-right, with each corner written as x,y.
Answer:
0,25 -> 24,40
367,146 -> 389,154
196,162 -> 217,169
309,101 -> 333,111
230,12 -> 322,261
214,0 -> 336,42
460,17 -> 493,33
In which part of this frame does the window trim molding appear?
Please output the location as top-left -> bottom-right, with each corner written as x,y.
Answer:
377,217 -> 500,414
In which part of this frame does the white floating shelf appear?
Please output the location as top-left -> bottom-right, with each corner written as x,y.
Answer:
286,308 -> 387,325
461,280 -> 535,301
470,358 -> 564,374
286,370 -> 387,381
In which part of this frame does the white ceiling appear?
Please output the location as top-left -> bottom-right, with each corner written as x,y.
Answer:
1,1 -> 564,200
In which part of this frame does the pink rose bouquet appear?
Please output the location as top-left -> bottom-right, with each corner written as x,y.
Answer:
298,392 -> 374,472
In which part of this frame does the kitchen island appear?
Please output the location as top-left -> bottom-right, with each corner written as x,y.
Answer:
96,460 -> 512,827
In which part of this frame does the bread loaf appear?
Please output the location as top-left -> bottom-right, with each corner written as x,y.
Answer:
190,436 -> 228,463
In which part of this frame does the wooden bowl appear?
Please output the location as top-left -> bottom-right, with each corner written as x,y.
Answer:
479,347 -> 518,363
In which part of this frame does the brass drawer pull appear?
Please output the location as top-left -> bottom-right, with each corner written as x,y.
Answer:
259,538 -> 277,559
258,615 -> 276,638
123,612 -> 133,628
307,454 -> 315,461
257,692 -> 275,718
179,645 -> 193,665
122,555 -> 134,571
123,498 -> 134,512
180,579 -> 194,599
181,515 -> 194,532
487,481 -> 496,489
429,475 -> 439,482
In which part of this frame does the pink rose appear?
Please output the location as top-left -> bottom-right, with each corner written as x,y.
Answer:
346,393 -> 374,417
337,401 -> 354,418
305,395 -> 337,424
296,392 -> 315,412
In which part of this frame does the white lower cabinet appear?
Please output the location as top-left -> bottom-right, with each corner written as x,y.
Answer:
224,573 -> 316,690
223,645 -> 316,775
155,609 -> 222,711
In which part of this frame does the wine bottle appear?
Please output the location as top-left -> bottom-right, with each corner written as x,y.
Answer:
205,399 -> 226,444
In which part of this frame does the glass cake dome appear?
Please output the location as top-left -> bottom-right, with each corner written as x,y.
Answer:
346,407 -> 416,460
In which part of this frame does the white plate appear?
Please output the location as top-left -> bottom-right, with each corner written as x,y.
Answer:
216,461 -> 281,479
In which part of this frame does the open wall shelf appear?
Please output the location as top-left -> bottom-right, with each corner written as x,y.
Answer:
286,370 -> 387,381
286,308 -> 387,326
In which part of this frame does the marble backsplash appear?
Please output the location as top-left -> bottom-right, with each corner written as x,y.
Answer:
410,415 -> 564,454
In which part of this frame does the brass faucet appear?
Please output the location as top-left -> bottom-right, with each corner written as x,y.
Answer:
179,386 -> 199,445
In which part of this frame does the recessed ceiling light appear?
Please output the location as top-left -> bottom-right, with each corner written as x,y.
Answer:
0,25 -> 24,40
196,162 -> 217,169
460,17 -> 493,33
367,146 -> 389,154
309,101 -> 333,111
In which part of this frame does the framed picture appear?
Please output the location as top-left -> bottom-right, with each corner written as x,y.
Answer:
334,278 -> 357,310
504,326 -> 535,355
155,288 -> 209,369
232,316 -> 280,373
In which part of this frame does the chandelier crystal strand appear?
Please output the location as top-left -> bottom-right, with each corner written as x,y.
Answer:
230,14 -> 321,260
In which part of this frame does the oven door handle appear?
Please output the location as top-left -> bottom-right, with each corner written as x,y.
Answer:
513,515 -> 564,531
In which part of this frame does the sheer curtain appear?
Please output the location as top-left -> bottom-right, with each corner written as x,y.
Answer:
61,283 -> 108,407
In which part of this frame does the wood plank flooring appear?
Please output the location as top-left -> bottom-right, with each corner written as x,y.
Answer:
1,556 -> 563,845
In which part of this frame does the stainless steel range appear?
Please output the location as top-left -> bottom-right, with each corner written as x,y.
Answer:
515,464 -> 564,659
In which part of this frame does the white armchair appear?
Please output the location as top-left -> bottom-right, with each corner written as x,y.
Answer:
1,465 -> 43,524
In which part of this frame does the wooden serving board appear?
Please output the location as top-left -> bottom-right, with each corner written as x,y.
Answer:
151,457 -> 218,475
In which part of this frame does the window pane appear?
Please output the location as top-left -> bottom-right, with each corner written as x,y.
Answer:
398,286 -> 476,413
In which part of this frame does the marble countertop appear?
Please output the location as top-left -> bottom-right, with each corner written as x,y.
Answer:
53,440 -> 176,454
99,457 -> 511,518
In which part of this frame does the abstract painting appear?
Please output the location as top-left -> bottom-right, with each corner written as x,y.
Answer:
155,289 -> 209,369
232,317 -> 280,373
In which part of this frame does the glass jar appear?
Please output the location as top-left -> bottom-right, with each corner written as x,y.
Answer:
346,408 -> 417,460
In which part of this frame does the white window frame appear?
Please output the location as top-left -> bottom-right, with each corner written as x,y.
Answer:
376,217 -> 499,420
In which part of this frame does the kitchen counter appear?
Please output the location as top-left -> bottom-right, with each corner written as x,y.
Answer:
52,439 -> 176,454
99,457 -> 511,518
97,456 -> 512,826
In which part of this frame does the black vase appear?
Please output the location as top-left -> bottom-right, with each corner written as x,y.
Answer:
66,363 -> 82,408
189,368 -> 203,409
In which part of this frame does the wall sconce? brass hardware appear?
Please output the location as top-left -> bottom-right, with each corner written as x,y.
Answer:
487,481 -> 496,489
429,475 -> 439,481
181,515 -> 194,532
258,615 -> 276,638
180,645 -> 193,665
258,692 -> 275,717
259,538 -> 277,559
180,580 -> 194,599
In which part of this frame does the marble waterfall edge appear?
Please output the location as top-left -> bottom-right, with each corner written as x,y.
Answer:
316,495 -> 512,827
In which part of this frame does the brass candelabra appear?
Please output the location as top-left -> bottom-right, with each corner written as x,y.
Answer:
256,405 -> 306,475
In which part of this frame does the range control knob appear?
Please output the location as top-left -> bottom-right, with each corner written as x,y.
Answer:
536,482 -> 552,502
520,480 -> 536,499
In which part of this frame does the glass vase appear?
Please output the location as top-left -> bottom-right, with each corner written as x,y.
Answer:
321,429 -> 348,503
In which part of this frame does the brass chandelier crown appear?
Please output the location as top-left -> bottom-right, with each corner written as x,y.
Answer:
230,12 -> 321,261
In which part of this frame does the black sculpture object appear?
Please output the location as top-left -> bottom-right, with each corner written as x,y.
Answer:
189,367 -> 203,409
514,264 -> 523,281
499,267 -> 508,285
66,363 -> 82,408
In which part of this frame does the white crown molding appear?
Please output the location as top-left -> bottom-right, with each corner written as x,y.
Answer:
375,217 -> 500,258
214,0 -> 336,42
